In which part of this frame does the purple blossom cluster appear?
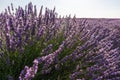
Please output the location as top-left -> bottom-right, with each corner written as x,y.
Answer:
0,2 -> 58,53
19,60 -> 38,80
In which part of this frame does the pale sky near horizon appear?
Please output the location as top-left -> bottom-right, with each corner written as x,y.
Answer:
0,0 -> 120,18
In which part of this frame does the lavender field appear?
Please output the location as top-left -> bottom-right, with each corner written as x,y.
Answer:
0,2 -> 120,80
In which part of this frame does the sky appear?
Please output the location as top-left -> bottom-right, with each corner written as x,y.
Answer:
0,0 -> 120,18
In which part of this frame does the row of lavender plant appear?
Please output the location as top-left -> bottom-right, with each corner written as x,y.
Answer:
0,2 -> 120,80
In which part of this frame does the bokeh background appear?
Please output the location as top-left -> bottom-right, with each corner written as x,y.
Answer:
0,0 -> 120,18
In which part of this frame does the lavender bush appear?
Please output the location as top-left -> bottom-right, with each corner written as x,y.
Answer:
0,2 -> 120,80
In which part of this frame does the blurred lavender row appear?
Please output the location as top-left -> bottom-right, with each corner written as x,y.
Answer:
0,2 -> 120,80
